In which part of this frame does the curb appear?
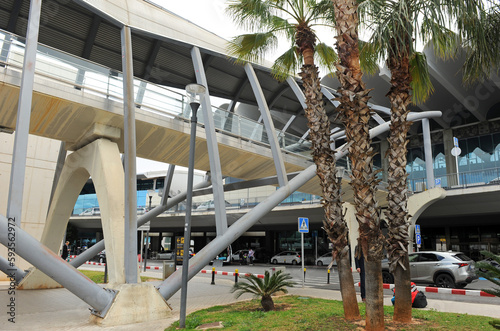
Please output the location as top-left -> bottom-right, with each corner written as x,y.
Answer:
78,262 -> 496,298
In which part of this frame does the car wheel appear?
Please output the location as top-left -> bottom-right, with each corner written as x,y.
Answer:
317,261 -> 323,266
435,274 -> 455,288
382,271 -> 394,284
272,259 -> 278,265
292,260 -> 297,265
99,257 -> 104,264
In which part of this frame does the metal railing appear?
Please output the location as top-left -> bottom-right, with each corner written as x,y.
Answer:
408,167 -> 500,192
0,30 -> 312,157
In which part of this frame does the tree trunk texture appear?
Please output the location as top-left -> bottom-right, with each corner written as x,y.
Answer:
393,256 -> 412,322
385,38 -> 413,323
365,260 -> 385,331
332,0 -> 385,329
299,64 -> 360,320
338,251 -> 360,320
261,295 -> 274,312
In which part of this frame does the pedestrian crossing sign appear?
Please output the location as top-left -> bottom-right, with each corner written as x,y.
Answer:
298,217 -> 309,233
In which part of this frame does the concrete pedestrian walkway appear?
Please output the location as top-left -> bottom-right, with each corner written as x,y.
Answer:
1,270 -> 499,330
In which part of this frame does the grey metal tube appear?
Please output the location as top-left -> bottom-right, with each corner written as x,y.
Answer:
7,0 -> 41,226
0,215 -> 115,315
121,25 -> 138,283
0,255 -> 25,283
422,118 -> 435,189
156,110 -> 443,300
157,164 -> 318,299
69,179 -> 211,268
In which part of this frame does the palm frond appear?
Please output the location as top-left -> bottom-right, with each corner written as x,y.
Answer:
228,32 -> 279,63
409,52 -> 434,104
359,40 -> 381,76
314,42 -> 338,74
271,46 -> 301,81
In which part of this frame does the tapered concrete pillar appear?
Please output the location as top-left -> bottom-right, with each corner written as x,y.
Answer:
407,188 -> 446,252
19,138 -> 126,288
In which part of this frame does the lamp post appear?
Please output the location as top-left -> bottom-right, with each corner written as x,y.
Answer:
179,83 -> 206,328
143,189 -> 155,271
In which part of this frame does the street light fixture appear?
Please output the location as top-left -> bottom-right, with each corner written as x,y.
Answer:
179,83 -> 206,329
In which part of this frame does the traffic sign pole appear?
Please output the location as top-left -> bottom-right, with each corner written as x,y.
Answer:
298,217 -> 309,288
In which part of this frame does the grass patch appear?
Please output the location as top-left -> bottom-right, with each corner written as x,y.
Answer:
165,296 -> 493,330
80,270 -> 160,283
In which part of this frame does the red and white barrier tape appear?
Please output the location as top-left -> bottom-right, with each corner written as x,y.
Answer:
355,282 -> 494,297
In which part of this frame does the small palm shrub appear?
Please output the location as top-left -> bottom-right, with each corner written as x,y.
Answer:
476,250 -> 500,329
231,270 -> 296,311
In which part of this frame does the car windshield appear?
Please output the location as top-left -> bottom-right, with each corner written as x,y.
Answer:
453,253 -> 472,261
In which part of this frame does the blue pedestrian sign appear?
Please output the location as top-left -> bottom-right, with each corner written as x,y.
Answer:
298,217 -> 309,233
415,224 -> 421,234
416,234 -> 422,245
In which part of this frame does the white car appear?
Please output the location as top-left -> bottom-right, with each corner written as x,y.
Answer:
270,251 -> 301,265
80,207 -> 100,216
315,252 -> 337,267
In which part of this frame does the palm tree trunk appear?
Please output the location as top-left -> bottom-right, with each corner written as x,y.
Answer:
332,0 -> 385,329
299,64 -> 360,320
385,39 -> 413,323
337,250 -> 360,320
261,295 -> 274,312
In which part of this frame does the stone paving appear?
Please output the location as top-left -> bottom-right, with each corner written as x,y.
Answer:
0,268 -> 499,330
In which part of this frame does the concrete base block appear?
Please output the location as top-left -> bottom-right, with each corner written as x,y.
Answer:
90,283 -> 172,327
18,268 -> 63,290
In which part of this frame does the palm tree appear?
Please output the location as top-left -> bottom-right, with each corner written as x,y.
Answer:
360,0 -> 489,323
226,0 -> 360,320
231,270 -> 296,311
330,0 -> 385,329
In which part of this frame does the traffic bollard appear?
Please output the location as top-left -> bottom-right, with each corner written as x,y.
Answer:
211,267 -> 215,285
327,268 -> 330,284
235,269 -> 239,283
304,267 -> 306,279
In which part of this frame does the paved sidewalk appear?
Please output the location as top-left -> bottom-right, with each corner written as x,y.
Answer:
1,271 -> 499,330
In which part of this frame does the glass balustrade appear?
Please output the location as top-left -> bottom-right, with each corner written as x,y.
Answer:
0,29 -> 312,159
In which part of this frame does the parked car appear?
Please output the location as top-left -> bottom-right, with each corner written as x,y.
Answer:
196,200 -> 231,210
80,207 -> 100,216
381,251 -> 478,288
157,250 -> 174,260
90,250 -> 106,263
270,251 -> 301,265
315,252 -> 337,267
477,257 -> 500,273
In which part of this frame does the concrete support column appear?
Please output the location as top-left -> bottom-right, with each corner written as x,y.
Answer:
19,138 -> 126,289
343,203 -> 359,266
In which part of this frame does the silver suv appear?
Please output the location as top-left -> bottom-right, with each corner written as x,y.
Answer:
382,251 -> 478,288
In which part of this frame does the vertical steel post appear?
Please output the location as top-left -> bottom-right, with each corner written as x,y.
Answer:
121,25 -> 138,283
422,118 -> 435,189
7,0 -> 42,226
179,101 -> 200,328
191,47 -> 228,236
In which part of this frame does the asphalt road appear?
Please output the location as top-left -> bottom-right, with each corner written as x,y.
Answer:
81,260 -> 499,305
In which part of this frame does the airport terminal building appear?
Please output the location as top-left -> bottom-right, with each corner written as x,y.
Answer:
0,0 -> 499,276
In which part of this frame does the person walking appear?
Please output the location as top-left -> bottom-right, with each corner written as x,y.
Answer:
354,244 -> 366,302
248,248 -> 255,265
61,241 -> 70,261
